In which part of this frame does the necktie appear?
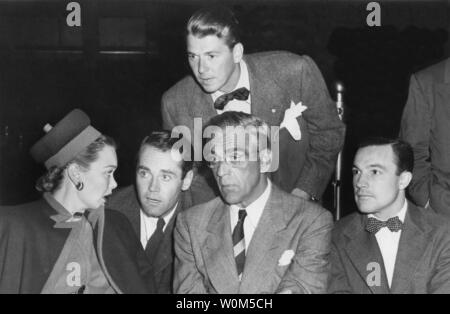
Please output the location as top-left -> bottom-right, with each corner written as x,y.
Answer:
214,87 -> 250,110
232,209 -> 247,279
145,218 -> 166,257
366,216 -> 403,234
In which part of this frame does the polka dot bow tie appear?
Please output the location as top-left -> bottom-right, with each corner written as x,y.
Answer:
214,87 -> 250,110
366,216 -> 403,233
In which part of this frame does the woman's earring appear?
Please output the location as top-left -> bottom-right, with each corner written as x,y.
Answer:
76,182 -> 84,191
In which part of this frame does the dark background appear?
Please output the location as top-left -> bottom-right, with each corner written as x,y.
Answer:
0,0 -> 449,218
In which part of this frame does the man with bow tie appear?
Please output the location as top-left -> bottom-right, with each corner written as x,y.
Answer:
328,137 -> 450,294
161,6 -> 345,205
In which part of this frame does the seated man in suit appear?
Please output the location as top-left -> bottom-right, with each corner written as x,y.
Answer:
173,111 -> 333,294
108,131 -> 194,294
329,137 -> 450,294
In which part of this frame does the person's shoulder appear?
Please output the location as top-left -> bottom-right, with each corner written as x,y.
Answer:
331,212 -> 363,240
412,204 -> 450,233
0,199 -> 46,227
271,185 -> 332,224
247,50 -> 309,66
107,185 -> 136,210
162,75 -> 198,102
178,196 -> 223,225
104,207 -> 134,228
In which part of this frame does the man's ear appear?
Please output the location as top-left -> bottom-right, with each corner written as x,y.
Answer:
399,171 -> 412,190
181,169 -> 194,191
67,163 -> 83,187
259,149 -> 272,174
232,42 -> 244,63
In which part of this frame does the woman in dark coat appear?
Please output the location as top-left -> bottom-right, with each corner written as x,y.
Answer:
0,109 -> 155,294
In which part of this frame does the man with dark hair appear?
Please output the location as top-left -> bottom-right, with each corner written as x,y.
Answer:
161,6 -> 345,204
107,131 -> 194,294
400,57 -> 450,216
174,111 -> 333,294
329,137 -> 450,294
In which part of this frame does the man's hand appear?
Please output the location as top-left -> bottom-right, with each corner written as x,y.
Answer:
291,188 -> 311,200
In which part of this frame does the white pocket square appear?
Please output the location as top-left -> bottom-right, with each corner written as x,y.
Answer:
278,249 -> 295,266
280,101 -> 307,141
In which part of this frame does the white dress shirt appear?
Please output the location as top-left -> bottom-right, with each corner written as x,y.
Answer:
230,179 -> 271,250
213,60 -> 251,114
140,202 -> 177,249
369,200 -> 407,288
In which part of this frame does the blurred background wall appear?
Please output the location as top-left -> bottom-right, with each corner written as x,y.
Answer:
1,0 -> 449,217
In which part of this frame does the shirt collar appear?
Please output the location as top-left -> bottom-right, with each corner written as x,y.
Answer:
44,192 -> 75,224
230,179 -> 271,226
211,60 -> 250,102
140,201 -> 178,226
368,199 -> 408,223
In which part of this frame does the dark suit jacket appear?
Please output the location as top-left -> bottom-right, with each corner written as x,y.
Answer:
107,185 -> 184,294
328,202 -> 450,294
400,58 -> 450,216
0,198 -> 154,294
162,51 -> 345,201
174,183 -> 333,294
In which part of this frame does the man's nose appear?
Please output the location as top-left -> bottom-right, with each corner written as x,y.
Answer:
148,177 -> 160,192
354,173 -> 368,189
216,161 -> 231,177
198,58 -> 208,74
110,175 -> 118,190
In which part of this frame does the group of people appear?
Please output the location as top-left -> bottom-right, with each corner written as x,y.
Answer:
1,6 -> 450,294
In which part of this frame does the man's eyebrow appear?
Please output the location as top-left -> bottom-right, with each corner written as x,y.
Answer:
367,163 -> 387,170
137,165 -> 149,171
352,163 -> 387,170
161,169 -> 177,176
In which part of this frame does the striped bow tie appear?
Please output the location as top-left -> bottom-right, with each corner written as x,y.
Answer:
366,216 -> 403,233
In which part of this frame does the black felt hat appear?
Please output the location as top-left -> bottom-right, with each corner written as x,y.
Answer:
30,109 -> 101,169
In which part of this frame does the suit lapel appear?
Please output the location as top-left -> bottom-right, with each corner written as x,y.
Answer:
390,203 -> 429,293
204,201 -> 240,293
240,186 -> 287,292
245,56 -> 287,126
343,215 -> 391,294
190,85 -> 217,123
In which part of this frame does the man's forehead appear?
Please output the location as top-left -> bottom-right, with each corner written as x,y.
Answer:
354,144 -> 396,167
209,130 -> 259,151
187,34 -> 229,51
140,145 -> 183,168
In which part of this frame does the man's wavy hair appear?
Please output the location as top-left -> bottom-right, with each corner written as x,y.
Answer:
186,6 -> 241,49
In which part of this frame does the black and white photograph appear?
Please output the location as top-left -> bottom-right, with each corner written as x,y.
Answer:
1,0 -> 450,296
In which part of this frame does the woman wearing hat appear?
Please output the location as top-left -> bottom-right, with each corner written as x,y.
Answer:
0,109 -> 155,294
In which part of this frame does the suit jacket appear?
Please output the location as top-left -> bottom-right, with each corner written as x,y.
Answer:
173,183 -> 333,294
162,51 -> 345,201
328,202 -> 450,294
400,57 -> 450,216
0,197 -> 154,294
107,185 -> 185,294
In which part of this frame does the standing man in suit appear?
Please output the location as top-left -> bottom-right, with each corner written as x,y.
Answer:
108,131 -> 194,294
329,137 -> 450,294
174,112 -> 333,294
400,57 -> 450,216
161,6 -> 345,204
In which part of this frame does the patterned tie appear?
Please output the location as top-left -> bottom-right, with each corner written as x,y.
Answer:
366,216 -> 403,234
214,87 -> 250,110
145,218 -> 166,256
232,209 -> 247,279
